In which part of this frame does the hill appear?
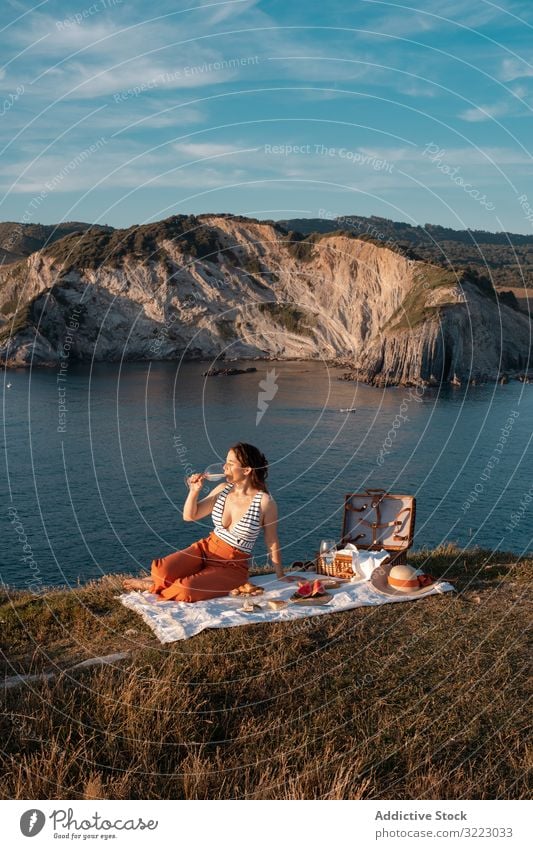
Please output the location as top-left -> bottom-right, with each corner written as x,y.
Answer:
280,215 -> 533,294
0,213 -> 530,385
0,221 -> 113,265
1,545 -> 530,799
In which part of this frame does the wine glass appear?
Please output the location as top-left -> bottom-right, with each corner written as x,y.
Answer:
203,462 -> 227,481
350,546 -> 361,580
184,463 -> 226,489
320,539 -> 337,566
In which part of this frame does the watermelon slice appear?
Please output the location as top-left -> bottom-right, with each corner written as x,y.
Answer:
311,579 -> 325,597
295,581 -> 313,597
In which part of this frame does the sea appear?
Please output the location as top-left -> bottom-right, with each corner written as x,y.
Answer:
1,359 -> 531,591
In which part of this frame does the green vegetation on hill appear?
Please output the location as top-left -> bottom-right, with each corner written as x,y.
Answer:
384,266 -> 461,332
258,302 -> 317,336
0,261 -> 29,315
44,216 -> 223,271
0,304 -> 33,341
0,221 -> 112,264
280,230 -> 317,263
242,256 -> 264,275
382,263 -> 520,333
215,318 -> 235,341
0,546 -> 530,799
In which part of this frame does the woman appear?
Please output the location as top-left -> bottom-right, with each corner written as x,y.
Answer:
123,442 -> 298,602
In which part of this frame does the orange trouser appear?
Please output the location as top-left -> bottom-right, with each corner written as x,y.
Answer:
149,531 -> 250,603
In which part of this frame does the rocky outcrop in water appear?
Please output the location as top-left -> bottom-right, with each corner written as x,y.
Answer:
203,366 -> 257,376
0,213 -> 530,385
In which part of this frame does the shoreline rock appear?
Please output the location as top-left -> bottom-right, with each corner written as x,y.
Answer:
202,366 -> 257,377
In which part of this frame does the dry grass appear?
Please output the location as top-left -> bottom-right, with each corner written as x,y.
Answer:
1,546 -> 531,800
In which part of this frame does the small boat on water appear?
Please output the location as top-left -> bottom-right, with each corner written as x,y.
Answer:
339,406 -> 357,413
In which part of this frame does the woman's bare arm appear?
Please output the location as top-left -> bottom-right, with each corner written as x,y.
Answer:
262,496 -> 285,578
262,496 -> 302,582
183,479 -> 227,521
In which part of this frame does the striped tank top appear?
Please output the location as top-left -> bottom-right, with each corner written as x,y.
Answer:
212,484 -> 263,553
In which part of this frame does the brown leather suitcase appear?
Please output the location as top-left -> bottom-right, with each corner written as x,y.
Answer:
314,489 -> 416,576
339,488 -> 416,566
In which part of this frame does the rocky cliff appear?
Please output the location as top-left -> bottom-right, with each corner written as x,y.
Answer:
0,214 -> 530,385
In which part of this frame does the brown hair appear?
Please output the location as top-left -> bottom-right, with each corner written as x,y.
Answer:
229,442 -> 269,493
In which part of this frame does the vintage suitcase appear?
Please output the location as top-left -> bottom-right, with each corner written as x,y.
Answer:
316,488 -> 416,575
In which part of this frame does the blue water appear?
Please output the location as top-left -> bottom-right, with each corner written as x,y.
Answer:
1,360 -> 531,590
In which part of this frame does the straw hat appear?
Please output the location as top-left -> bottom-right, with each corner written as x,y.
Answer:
371,563 -> 438,597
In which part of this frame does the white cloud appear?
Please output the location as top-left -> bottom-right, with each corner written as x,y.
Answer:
510,83 -> 528,98
500,57 -> 533,81
0,99 -> 204,144
204,0 -> 260,26
174,142 -> 253,157
458,103 -> 509,122
5,136 -> 530,201
401,82 -> 439,98
420,145 -> 532,166
362,0 -> 508,37
7,9 -> 263,102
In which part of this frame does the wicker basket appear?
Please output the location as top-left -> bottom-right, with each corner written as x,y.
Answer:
315,548 -> 407,576
315,552 -> 354,578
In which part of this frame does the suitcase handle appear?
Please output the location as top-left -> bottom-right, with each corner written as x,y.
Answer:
365,488 -> 388,495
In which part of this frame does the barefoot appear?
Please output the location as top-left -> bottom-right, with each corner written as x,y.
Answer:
123,576 -> 153,592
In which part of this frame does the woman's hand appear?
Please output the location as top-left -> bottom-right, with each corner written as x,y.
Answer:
186,472 -> 206,493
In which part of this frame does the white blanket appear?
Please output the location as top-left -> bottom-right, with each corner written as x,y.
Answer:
118,564 -> 454,644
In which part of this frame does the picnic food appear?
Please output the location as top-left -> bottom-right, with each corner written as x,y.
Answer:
267,599 -> 288,610
320,578 -> 344,589
229,582 -> 264,597
290,579 -> 333,606
241,599 -> 262,612
294,580 -> 312,598
292,579 -> 327,599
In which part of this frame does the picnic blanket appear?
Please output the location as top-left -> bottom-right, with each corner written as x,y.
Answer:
118,556 -> 454,643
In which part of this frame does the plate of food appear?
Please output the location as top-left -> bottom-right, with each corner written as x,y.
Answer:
238,600 -> 263,613
267,599 -> 288,611
290,579 -> 333,606
319,577 -> 348,590
229,582 -> 264,597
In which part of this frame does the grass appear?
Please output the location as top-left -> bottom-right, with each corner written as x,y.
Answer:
242,256 -> 264,276
0,545 -> 531,800
383,265 -> 507,333
384,266 -> 460,332
215,319 -> 236,341
283,231 -> 317,263
43,216 -> 222,271
0,304 -> 33,341
0,261 -> 28,315
257,302 -> 317,337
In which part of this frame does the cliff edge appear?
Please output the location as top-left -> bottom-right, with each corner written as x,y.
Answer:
0,214 -> 530,385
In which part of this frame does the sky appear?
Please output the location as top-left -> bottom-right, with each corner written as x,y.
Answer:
1,0 -> 532,233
